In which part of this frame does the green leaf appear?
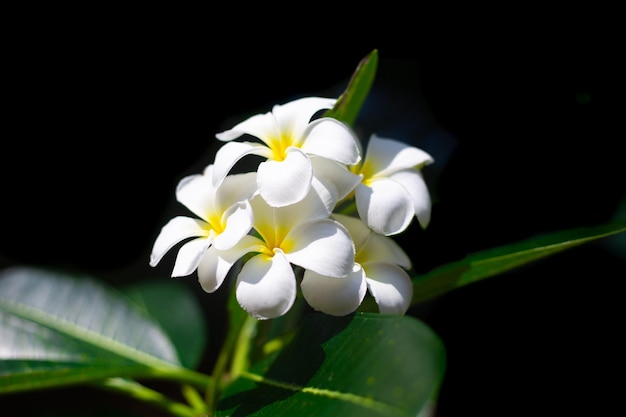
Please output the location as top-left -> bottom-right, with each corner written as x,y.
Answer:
217,312 -> 445,417
121,279 -> 207,369
0,266 -> 188,394
412,220 -> 626,305
324,49 -> 378,126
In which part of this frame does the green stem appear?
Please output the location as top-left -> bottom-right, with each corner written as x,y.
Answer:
181,384 -> 208,413
230,314 -> 259,380
94,377 -> 206,417
205,284 -> 255,411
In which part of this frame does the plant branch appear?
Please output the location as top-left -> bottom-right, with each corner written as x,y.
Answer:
93,377 -> 207,417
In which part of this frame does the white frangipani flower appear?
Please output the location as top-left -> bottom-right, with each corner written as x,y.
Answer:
310,155 -> 362,209
212,96 -> 361,208
149,165 -> 257,282
301,213 -> 413,315
352,134 -> 434,236
208,184 -> 355,320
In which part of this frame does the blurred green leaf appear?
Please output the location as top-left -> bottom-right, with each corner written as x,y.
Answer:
121,279 -> 207,369
411,220 -> 626,305
324,49 -> 378,126
217,312 -> 445,417
0,266 -> 195,394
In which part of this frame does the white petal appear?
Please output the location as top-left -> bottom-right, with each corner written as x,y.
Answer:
302,118 -> 361,165
271,97 -> 336,139
364,134 -> 434,177
172,237 -> 213,277
217,97 -> 335,144
224,234 -> 269,258
213,200 -> 254,250
297,175 -> 343,219
389,170 -> 432,229
360,229 -> 412,269
285,219 -> 354,278
363,261 -> 413,315
216,171 -> 258,210
333,213 -> 412,269
175,171 -> 216,221
250,184 -> 332,241
212,141 -> 271,187
215,112 -> 280,143
309,175 -> 338,215
331,213 -> 372,249
197,245 -> 243,293
236,249 -> 296,320
150,216 -> 210,267
310,156 -> 362,203
256,149 -> 312,207
301,264 -> 366,316
355,179 -> 414,236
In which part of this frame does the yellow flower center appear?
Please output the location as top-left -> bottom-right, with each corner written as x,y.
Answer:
266,132 -> 300,161
256,221 -> 293,255
207,213 -> 225,235
351,159 -> 377,186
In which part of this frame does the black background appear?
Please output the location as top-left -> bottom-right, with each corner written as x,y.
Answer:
2,11 -> 624,416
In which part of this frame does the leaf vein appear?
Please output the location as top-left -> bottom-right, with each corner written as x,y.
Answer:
240,370 -> 407,417
0,297 -> 177,370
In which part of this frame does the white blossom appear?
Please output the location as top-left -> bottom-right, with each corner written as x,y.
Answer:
213,96 -> 361,207
352,134 -> 434,236
301,213 -> 413,315
149,165 -> 257,284
208,184 -> 355,320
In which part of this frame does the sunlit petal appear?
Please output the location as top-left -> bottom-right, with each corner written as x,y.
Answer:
359,228 -> 412,269
363,135 -> 434,177
309,176 -> 337,215
256,149 -> 312,207
299,175 -> 342,219
213,200 -> 254,250
197,245 -> 243,293
355,179 -> 414,236
332,213 -> 412,269
331,213 -> 372,249
215,112 -> 279,143
150,216 -> 210,267
310,156 -> 362,204
216,171 -> 258,209
251,184 -> 332,241
302,118 -> 361,165
389,170 -> 432,229
236,249 -> 296,320
301,264 -> 367,316
212,141 -> 272,187
227,234 -> 269,258
172,237 -> 214,278
285,219 -> 354,278
271,97 -> 336,139
175,171 -> 216,221
363,261 -> 413,315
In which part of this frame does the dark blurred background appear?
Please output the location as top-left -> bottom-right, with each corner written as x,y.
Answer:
2,12 -> 624,416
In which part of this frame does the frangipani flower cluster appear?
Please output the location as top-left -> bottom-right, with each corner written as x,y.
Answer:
150,96 -> 434,319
